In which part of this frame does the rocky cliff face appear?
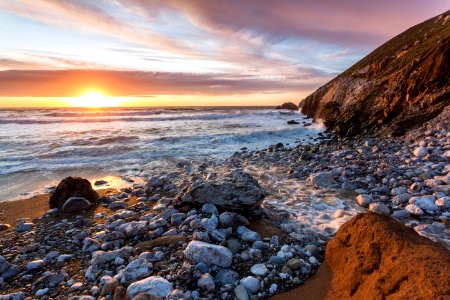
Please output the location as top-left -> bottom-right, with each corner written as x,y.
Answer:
301,11 -> 450,136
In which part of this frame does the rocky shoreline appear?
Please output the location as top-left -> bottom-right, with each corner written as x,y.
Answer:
0,107 -> 449,299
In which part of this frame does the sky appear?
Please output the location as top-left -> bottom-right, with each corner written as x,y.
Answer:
0,0 -> 448,107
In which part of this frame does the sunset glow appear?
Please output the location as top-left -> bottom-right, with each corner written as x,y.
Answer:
0,0 -> 447,107
66,91 -> 124,108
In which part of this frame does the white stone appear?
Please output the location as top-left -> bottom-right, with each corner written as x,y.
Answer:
127,276 -> 173,299
405,204 -> 424,216
368,202 -> 390,215
356,194 -> 372,207
184,241 -> 232,268
115,258 -> 153,284
250,264 -> 268,276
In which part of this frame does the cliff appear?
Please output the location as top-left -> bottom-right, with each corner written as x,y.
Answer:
301,11 -> 450,136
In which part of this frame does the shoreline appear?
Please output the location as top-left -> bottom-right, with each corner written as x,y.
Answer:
0,107 -> 448,299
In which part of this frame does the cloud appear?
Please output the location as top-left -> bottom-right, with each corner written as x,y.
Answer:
0,69 -> 328,97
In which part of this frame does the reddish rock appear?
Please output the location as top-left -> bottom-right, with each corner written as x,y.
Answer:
325,213 -> 450,299
49,176 -> 99,210
301,11 -> 450,136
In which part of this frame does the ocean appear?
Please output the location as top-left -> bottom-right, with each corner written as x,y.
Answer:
0,106 -> 323,201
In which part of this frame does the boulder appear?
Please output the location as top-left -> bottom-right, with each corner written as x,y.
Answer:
62,197 -> 91,213
287,120 -> 300,125
175,170 -> 265,213
275,102 -> 298,110
49,177 -> 99,210
184,241 -> 233,268
325,213 -> 450,299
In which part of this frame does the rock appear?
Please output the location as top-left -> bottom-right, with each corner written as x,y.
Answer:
117,221 -> 149,237
250,264 -> 268,276
219,212 -> 250,229
391,210 -> 410,219
26,259 -> 46,271
405,204 -> 424,216
108,201 -> 128,210
325,213 -> 450,299
91,247 -> 134,265
356,194 -> 373,207
133,293 -> 162,300
69,282 -> 84,291
0,224 -> 10,231
184,241 -> 233,268
36,288 -> 49,296
201,203 -> 219,215
94,180 -> 108,186
276,102 -> 298,110
127,276 -> 173,299
215,269 -> 239,285
286,258 -> 303,270
368,202 -> 390,215
35,270 -> 68,287
0,256 -> 20,280
115,258 -> 153,284
269,256 -> 285,266
82,238 -> 101,253
62,196 -> 92,213
413,147 -> 428,157
113,285 -> 127,300
410,196 -> 439,212
197,273 -> 215,291
0,292 -> 25,300
15,222 -> 34,232
305,244 -> 319,257
240,276 -> 260,294
226,239 -> 242,254
101,278 -> 119,296
49,176 -> 99,209
287,120 -> 300,125
234,285 -> 249,300
300,12 -> 450,136
135,236 -> 187,252
308,172 -> 335,188
237,226 -> 260,242
175,170 -> 265,213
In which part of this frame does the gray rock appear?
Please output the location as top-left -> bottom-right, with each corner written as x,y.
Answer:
286,258 -> 303,270
0,255 -> 20,280
35,270 -> 68,288
237,226 -> 260,242
405,204 -> 424,216
15,222 -> 34,233
305,244 -> 319,257
115,258 -> 153,284
26,259 -> 45,271
117,221 -> 149,237
201,203 -> 219,215
234,285 -> 249,300
411,196 -> 439,211
391,210 -> 410,219
308,172 -> 335,188
197,273 -> 215,291
127,276 -> 173,299
240,276 -> 260,294
215,269 -> 239,285
176,170 -> 265,212
413,147 -> 428,157
219,212 -> 249,229
62,196 -> 91,213
269,256 -> 285,266
226,239 -> 242,254
250,264 -> 268,276
82,238 -> 101,253
91,247 -> 134,265
184,241 -> 232,268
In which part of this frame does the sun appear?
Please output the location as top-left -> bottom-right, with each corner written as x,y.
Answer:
66,90 -> 123,107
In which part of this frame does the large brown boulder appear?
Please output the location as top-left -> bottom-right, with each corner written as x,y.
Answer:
49,176 -> 99,210
325,213 -> 450,299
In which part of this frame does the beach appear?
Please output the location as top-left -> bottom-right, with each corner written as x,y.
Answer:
0,106 -> 448,299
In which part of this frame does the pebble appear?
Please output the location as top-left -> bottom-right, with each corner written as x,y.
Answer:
250,264 -> 268,276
